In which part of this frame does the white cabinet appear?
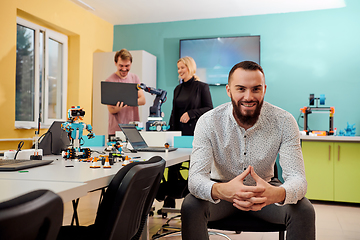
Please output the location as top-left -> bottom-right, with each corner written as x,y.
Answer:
92,50 -> 157,137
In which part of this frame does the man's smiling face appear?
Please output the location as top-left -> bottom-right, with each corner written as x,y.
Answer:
226,68 -> 266,129
115,57 -> 132,79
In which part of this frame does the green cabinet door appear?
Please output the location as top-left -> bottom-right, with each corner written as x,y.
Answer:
302,141 -> 334,201
334,142 -> 360,203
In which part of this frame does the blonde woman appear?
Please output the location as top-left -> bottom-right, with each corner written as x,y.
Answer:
157,57 -> 213,212
169,56 -> 213,135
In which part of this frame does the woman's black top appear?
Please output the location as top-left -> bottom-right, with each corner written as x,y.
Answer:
169,77 -> 213,136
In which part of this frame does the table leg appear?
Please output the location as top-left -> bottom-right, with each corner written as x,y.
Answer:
71,198 -> 80,226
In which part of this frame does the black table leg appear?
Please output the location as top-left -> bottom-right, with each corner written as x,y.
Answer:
71,198 -> 80,226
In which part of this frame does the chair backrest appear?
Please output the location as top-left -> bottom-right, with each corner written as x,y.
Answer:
156,161 -> 189,201
94,156 -> 166,240
0,189 -> 64,240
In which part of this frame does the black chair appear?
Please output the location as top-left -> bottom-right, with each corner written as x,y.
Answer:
151,161 -> 189,239
0,189 -> 64,240
57,156 -> 166,240
155,161 -> 189,218
207,163 -> 286,240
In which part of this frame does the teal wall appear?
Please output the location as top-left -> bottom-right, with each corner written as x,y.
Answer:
113,0 -> 360,135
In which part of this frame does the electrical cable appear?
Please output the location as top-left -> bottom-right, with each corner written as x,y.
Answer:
37,132 -> 47,141
14,141 -> 24,160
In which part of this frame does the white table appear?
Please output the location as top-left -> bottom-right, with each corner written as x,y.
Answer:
0,179 -> 87,203
0,148 -> 192,192
0,147 -> 192,239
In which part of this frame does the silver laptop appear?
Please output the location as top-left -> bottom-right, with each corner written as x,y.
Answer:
119,124 -> 177,152
0,159 -> 53,171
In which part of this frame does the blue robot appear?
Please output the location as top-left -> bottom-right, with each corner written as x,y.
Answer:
61,106 -> 95,159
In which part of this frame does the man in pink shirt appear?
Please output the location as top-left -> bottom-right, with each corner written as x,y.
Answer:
106,49 -> 146,140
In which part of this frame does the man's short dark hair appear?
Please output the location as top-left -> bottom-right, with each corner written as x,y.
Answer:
228,61 -> 264,84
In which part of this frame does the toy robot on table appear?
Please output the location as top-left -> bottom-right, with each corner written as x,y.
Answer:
137,83 -> 170,131
106,138 -> 123,153
105,137 -> 125,163
61,106 -> 95,159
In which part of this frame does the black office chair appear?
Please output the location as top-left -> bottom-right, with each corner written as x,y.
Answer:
155,161 -> 189,218
0,189 -> 64,240
207,163 -> 286,240
150,161 -> 189,239
57,156 -> 166,240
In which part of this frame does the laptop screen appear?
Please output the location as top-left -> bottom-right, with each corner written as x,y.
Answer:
119,124 -> 148,149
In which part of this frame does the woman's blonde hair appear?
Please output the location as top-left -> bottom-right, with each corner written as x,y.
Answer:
177,56 -> 200,81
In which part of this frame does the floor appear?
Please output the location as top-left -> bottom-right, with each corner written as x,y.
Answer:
63,191 -> 360,240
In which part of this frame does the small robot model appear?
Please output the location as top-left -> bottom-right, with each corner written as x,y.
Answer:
105,137 -> 124,163
137,83 -> 170,131
61,106 -> 95,159
148,121 -> 170,131
106,137 -> 123,152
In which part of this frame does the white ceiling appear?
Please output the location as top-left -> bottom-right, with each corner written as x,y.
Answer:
70,0 -> 346,25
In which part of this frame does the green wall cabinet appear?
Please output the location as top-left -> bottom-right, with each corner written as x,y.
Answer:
302,141 -> 360,203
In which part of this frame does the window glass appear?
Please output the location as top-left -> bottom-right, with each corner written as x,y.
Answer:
39,31 -> 44,120
47,38 -> 63,119
15,17 -> 68,128
16,24 -> 35,121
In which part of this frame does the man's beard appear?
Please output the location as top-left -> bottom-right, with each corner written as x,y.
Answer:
119,70 -> 129,77
231,97 -> 263,127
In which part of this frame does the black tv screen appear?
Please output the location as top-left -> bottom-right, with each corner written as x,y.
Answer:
179,36 -> 260,85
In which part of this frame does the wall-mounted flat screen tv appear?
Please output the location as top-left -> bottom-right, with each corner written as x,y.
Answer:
179,36 -> 260,85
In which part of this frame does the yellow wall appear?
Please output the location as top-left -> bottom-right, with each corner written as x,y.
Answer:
0,0 -> 113,150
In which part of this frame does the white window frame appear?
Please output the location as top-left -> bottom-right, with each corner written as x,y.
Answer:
43,29 -> 68,126
15,17 -> 68,129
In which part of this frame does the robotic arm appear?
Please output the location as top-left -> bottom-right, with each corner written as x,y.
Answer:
137,83 -> 167,117
137,83 -> 170,131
